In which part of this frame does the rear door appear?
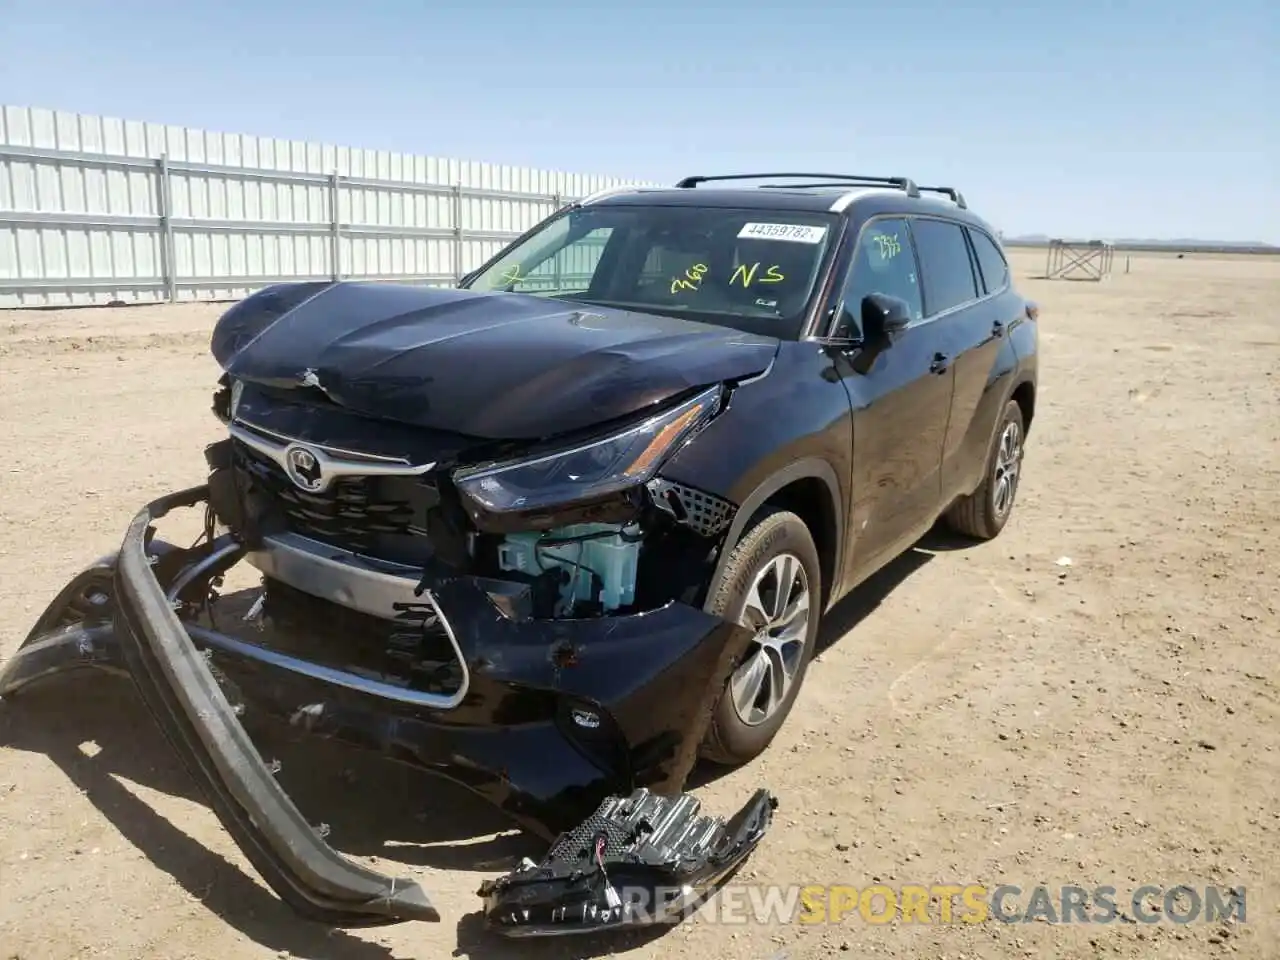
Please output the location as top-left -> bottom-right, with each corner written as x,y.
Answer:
936,224 -> 1024,501
904,217 -> 994,507
831,216 -> 957,588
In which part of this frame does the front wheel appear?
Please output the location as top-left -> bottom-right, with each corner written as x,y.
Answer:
945,399 -> 1026,540
699,508 -> 822,766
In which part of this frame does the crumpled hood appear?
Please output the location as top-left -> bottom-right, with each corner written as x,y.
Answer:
212,281 -> 779,440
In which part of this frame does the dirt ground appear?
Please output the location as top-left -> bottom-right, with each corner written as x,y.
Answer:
1,250 -> 1278,960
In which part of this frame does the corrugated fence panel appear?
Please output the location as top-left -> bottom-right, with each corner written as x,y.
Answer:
0,105 -> 654,307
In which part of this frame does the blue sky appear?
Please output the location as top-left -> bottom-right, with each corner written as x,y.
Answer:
2,0 -> 1276,242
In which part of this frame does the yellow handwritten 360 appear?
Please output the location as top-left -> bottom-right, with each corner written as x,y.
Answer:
670,263 -> 709,294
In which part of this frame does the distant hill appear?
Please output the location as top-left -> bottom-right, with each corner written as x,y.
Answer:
1003,234 -> 1279,255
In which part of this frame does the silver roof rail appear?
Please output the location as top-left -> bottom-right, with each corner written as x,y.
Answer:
828,188 -> 899,213
577,184 -> 645,206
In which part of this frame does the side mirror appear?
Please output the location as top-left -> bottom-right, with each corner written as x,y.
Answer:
861,293 -> 912,338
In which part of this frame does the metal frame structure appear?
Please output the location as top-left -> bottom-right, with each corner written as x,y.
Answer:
1044,238 -> 1115,281
0,144 -> 586,307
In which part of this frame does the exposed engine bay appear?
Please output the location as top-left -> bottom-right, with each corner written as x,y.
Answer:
495,523 -> 642,617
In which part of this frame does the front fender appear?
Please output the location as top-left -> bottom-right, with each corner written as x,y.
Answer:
697,458 -> 844,613
658,342 -> 852,607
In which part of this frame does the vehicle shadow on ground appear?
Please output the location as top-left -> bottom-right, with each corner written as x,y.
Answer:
915,522 -> 983,554
812,544 -> 935,659
0,682 -> 688,960
0,682 -> 419,959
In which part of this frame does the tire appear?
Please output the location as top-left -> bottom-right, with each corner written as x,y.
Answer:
699,507 -> 822,766
945,399 -> 1026,540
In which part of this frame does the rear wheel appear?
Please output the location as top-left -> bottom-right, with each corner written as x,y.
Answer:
700,508 -> 821,766
945,399 -> 1025,540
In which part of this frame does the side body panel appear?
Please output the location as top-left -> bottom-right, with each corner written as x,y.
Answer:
594,194 -> 1038,619
809,198 -> 1039,599
813,212 -> 957,595
835,329 -> 954,588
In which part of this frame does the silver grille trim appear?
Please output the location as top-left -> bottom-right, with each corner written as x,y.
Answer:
242,531 -> 470,709
246,531 -> 426,620
189,609 -> 468,710
229,420 -> 436,494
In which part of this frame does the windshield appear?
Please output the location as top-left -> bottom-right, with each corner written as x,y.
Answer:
462,204 -> 839,338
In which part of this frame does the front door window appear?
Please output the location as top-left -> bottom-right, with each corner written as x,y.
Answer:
835,218 -> 923,336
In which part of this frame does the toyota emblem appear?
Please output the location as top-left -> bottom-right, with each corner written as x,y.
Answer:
283,444 -> 325,492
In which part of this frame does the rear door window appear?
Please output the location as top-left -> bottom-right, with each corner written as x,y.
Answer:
968,228 -> 1010,294
911,218 -> 979,316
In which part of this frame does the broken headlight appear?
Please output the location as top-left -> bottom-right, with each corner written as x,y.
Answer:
212,376 -> 245,424
453,386 -> 721,515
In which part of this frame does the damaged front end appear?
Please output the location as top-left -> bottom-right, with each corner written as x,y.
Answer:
1,375 -> 776,931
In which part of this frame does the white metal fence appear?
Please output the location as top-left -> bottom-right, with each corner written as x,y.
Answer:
0,106 -> 649,308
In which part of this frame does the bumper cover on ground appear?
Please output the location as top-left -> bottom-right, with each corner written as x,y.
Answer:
0,485 -> 769,931
114,487 -> 439,925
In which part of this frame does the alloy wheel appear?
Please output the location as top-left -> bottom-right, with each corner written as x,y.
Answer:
729,552 -> 811,727
992,420 -> 1023,519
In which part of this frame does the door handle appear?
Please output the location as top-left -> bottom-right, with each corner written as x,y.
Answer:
992,319 -> 1005,338
930,352 -> 949,374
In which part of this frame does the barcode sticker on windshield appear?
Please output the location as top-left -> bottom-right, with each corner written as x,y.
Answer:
738,222 -> 828,244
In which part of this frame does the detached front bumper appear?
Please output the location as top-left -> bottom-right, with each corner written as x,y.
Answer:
42,487 -> 438,925
0,486 -> 761,930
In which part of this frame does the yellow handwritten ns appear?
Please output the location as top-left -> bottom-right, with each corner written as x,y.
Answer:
730,263 -> 785,287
